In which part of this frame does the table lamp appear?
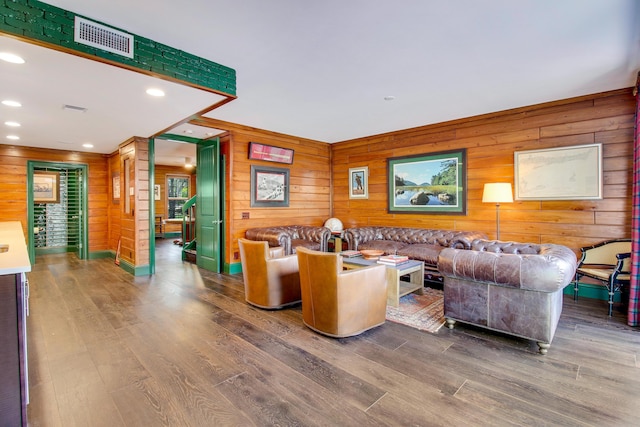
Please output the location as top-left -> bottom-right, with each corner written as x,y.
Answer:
482,183 -> 513,240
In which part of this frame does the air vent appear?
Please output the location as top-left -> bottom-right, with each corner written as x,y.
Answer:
74,16 -> 134,58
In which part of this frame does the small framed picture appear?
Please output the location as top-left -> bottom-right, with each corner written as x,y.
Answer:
154,184 -> 161,201
250,165 -> 290,207
349,167 -> 369,199
34,171 -> 60,203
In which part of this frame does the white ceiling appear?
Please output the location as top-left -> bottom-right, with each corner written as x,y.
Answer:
1,0 -> 639,166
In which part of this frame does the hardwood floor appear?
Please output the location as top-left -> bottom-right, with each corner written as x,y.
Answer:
25,240 -> 640,426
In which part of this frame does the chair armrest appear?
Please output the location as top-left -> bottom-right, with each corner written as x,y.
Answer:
266,254 -> 299,278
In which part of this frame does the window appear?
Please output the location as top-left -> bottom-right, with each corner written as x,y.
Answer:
166,175 -> 190,219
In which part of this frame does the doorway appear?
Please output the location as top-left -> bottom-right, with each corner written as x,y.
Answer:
27,161 -> 89,263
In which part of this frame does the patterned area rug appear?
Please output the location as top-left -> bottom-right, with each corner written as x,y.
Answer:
385,287 -> 445,333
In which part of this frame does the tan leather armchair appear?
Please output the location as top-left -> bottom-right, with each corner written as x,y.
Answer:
238,238 -> 301,309
296,247 -> 387,338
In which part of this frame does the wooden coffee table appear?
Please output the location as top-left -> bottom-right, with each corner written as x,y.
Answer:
342,257 -> 425,307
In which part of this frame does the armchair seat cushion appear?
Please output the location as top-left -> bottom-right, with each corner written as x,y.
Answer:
290,238 -> 322,253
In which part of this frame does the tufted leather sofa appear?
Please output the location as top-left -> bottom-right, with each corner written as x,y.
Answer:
343,226 -> 488,268
245,225 -> 332,255
438,239 -> 577,354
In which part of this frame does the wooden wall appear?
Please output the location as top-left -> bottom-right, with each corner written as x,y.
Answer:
193,119 -> 331,265
0,144 -> 110,252
331,89 -> 635,255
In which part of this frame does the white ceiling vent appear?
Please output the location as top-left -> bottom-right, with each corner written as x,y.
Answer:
74,16 -> 134,58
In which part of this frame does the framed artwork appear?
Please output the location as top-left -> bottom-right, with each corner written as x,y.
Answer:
349,166 -> 369,199
387,149 -> 466,214
33,171 -> 60,203
112,173 -> 120,201
514,143 -> 602,200
250,165 -> 290,207
248,142 -> 295,164
154,184 -> 161,201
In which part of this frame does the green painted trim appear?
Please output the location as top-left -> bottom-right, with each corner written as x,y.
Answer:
0,0 -> 236,96
89,250 -> 114,260
226,262 -> 242,275
149,138 -> 156,275
117,258 -> 151,276
564,282 -> 622,302
162,232 -> 181,239
35,246 -> 76,255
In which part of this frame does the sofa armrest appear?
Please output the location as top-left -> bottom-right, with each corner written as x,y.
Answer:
245,228 -> 292,255
438,244 -> 577,292
448,231 -> 489,249
344,227 -> 380,250
295,226 -> 332,252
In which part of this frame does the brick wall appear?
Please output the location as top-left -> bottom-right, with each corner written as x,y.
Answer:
0,0 -> 235,95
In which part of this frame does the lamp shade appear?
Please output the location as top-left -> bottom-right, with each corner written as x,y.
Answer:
482,183 -> 513,203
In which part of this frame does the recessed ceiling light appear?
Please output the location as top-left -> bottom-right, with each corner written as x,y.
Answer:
146,88 -> 165,97
4,121 -> 20,127
2,100 -> 22,107
6,135 -> 20,140
0,52 -> 25,64
82,143 -> 94,148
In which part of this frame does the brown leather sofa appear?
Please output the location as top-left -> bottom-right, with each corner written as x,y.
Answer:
438,239 -> 577,354
343,227 -> 488,282
296,247 -> 388,338
245,225 -> 332,255
238,238 -> 302,309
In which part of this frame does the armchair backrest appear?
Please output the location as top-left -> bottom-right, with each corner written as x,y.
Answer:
238,238 -> 301,309
296,247 -> 387,337
579,239 -> 631,266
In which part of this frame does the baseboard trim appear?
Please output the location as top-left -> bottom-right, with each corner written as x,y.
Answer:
564,282 -> 622,302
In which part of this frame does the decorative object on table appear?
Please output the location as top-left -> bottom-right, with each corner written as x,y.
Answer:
385,288 -> 445,334
348,166 -> 369,199
514,143 -> 602,200
377,254 -> 410,265
323,217 -> 343,232
482,182 -> 513,240
360,249 -> 384,259
387,149 -> 466,214
250,165 -> 290,207
248,142 -> 294,164
573,238 -> 632,316
339,250 -> 361,258
33,171 -> 60,203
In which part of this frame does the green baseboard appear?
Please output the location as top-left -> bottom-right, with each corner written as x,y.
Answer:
564,282 -> 622,302
89,250 -> 114,260
225,262 -> 242,275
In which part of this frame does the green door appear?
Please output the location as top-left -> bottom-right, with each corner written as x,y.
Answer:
196,139 -> 221,272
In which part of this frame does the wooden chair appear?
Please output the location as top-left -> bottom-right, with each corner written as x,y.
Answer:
573,238 -> 631,316
238,238 -> 301,309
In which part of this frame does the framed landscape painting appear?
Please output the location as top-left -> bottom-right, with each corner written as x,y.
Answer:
34,171 -> 60,203
387,149 -> 466,214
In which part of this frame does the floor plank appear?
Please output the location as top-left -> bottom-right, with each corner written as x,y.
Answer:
25,240 -> 640,426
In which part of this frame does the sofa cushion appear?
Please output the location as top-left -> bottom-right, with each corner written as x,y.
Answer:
291,239 -> 322,253
396,244 -> 443,266
359,240 -> 408,254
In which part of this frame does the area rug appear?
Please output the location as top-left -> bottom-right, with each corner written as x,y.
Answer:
385,287 -> 445,333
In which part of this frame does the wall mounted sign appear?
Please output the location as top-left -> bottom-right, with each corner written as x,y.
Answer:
514,143 -> 602,200
248,142 -> 294,164
387,149 -> 466,214
250,165 -> 290,207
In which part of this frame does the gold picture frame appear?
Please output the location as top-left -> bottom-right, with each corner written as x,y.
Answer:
34,171 -> 60,203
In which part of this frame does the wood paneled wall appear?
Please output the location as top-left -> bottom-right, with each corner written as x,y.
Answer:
331,89 -> 635,255
193,119 -> 331,265
0,144 -> 110,251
